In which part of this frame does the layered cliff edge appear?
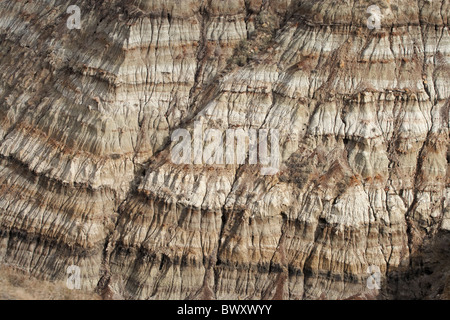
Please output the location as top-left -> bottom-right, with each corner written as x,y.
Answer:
0,0 -> 448,300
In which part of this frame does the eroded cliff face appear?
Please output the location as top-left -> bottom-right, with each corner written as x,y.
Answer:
0,0 -> 448,300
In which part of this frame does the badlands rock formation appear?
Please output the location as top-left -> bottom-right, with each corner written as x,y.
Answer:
0,0 -> 448,299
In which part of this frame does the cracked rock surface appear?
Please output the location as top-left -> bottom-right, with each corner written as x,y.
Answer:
0,0 -> 448,299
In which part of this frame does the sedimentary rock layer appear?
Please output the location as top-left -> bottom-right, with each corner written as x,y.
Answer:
0,0 -> 448,299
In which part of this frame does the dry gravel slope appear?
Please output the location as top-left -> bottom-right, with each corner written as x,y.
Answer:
0,0 -> 448,299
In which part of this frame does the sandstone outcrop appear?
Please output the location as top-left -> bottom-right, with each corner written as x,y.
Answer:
0,0 -> 448,299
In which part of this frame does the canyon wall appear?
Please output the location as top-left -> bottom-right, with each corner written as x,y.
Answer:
0,0 -> 448,299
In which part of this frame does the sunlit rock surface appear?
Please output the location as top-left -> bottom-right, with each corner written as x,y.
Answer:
0,0 -> 448,300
